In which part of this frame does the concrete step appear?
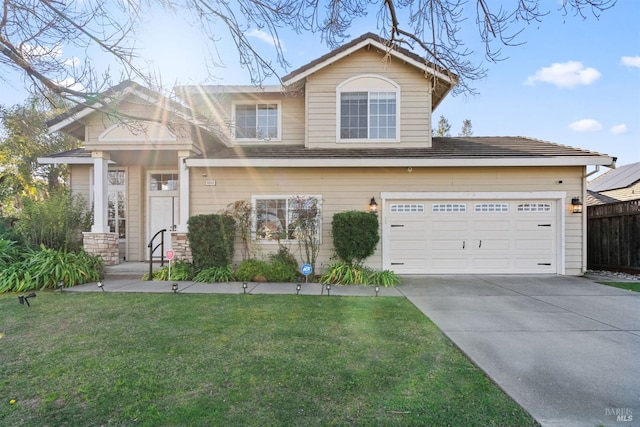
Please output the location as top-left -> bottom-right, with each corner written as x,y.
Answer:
104,262 -> 156,280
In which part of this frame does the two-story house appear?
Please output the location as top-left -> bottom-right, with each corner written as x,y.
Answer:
41,33 -> 615,275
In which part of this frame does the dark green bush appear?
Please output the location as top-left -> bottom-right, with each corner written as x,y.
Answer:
267,246 -> 299,282
235,259 -> 270,282
0,218 -> 25,248
188,214 -> 236,270
331,211 -> 380,264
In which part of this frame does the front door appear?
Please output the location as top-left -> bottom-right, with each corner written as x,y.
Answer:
147,172 -> 179,260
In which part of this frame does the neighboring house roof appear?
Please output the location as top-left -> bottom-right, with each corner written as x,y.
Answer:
185,137 -> 614,168
588,162 -> 640,192
586,190 -> 620,206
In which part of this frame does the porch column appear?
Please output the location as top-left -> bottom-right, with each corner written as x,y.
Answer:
91,151 -> 110,233
177,150 -> 191,233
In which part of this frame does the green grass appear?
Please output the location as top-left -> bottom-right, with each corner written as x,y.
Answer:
0,292 -> 538,426
597,281 -> 640,292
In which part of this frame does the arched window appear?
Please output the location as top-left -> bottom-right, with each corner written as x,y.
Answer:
337,75 -> 400,142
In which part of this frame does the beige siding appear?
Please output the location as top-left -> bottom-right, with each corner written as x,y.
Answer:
188,165 -> 586,275
305,49 -> 432,149
189,92 -> 305,145
127,166 -> 144,261
69,165 -> 92,204
83,101 -> 196,152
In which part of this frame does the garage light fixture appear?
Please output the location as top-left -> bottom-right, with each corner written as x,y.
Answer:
369,197 -> 378,214
571,197 -> 583,214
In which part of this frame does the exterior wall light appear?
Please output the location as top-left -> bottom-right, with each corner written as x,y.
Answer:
369,197 -> 378,214
571,197 -> 583,214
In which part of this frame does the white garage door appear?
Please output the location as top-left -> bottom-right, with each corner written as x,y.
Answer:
386,199 -> 557,274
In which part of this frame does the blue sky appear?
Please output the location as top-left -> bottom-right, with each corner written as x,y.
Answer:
2,1 -> 638,169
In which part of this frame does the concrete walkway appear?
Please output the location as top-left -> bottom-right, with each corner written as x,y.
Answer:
69,273 -> 639,427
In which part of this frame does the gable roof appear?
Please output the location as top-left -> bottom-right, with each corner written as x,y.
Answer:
282,32 -> 457,110
588,161 -> 640,192
185,136 -> 614,168
46,80 -> 215,141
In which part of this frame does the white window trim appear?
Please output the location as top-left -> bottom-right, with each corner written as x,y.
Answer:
251,195 -> 322,243
336,75 -> 400,143
231,100 -> 282,142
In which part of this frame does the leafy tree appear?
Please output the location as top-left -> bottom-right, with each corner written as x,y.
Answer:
0,0 -> 616,106
0,96 -> 78,214
459,119 -> 473,137
434,115 -> 452,137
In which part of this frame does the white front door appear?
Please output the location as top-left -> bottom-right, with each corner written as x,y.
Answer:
148,196 -> 179,260
147,172 -> 179,260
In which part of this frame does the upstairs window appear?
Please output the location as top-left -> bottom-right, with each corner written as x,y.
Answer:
337,75 -> 399,141
233,102 -> 280,141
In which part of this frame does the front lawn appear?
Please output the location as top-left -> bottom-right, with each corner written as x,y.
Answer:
597,281 -> 640,292
1,293 -> 538,426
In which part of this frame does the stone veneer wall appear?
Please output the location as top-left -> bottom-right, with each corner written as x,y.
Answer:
171,233 -> 193,263
83,232 -> 119,266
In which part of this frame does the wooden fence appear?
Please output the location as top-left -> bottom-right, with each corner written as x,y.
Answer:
587,199 -> 640,272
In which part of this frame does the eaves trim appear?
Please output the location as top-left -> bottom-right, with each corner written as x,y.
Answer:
186,156 -> 615,168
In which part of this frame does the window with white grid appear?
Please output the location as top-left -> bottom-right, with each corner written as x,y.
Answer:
474,203 -> 509,212
390,204 -> 425,213
517,203 -> 551,212
432,203 -> 467,213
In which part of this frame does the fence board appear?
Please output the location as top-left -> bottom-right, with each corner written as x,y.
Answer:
588,200 -> 640,272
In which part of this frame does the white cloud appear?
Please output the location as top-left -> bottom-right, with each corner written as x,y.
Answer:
610,123 -> 628,134
525,61 -> 601,88
247,29 -> 285,51
621,56 -> 640,68
569,119 -> 602,132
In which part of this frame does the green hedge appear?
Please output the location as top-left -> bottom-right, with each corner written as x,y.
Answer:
331,211 -> 379,264
187,214 -> 236,270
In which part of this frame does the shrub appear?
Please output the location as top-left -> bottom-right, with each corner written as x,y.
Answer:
320,261 -> 371,285
235,259 -> 270,282
320,262 -> 401,287
267,246 -> 299,282
0,217 -> 25,248
143,260 -> 194,281
331,211 -> 379,264
188,214 -> 236,270
194,265 -> 235,283
0,246 -> 103,293
15,189 -> 91,251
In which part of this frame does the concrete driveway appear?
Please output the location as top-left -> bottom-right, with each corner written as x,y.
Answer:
399,275 -> 640,427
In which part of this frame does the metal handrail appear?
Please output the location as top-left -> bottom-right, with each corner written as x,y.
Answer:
147,229 -> 167,281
